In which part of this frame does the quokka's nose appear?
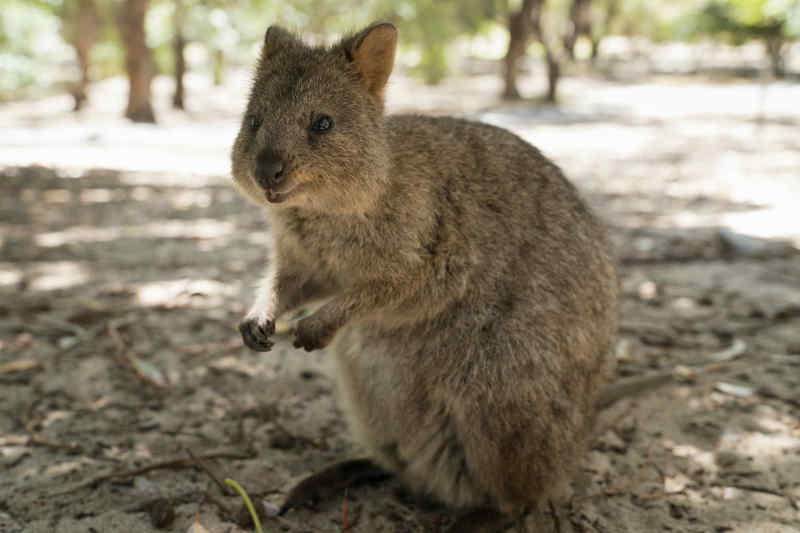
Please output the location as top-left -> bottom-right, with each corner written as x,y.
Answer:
255,151 -> 285,189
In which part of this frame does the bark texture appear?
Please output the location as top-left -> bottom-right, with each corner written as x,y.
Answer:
172,0 -> 186,110
118,0 -> 156,123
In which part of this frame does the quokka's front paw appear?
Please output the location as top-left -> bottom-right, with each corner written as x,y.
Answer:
293,316 -> 337,352
239,316 -> 275,352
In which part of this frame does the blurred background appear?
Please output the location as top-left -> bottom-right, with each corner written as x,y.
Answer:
2,0 -> 799,248
3,0 -> 800,108
1,0 -> 798,183
4,0 -> 800,108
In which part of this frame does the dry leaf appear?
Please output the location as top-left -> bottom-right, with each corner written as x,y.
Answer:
0,359 -> 41,374
186,520 -> 210,533
664,473 -> 691,493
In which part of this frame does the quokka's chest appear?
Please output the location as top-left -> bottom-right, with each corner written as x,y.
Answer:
279,224 -> 401,278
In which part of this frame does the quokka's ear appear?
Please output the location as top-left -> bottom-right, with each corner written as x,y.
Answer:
341,22 -> 397,99
262,25 -> 300,58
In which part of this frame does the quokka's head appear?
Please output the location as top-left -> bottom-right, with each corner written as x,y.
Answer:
231,22 -> 397,214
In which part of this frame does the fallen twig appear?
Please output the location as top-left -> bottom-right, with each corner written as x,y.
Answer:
48,447 -> 256,497
36,314 -> 89,339
0,359 -> 41,375
342,488 -> 351,533
712,483 -> 798,510
107,318 -> 166,391
185,446 -> 233,496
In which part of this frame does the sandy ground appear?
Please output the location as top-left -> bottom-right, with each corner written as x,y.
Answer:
1,67 -> 799,533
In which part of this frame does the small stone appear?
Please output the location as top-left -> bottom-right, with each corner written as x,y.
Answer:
715,451 -> 739,468
58,336 -> 79,349
263,500 -> 281,517
148,499 -> 175,529
664,472 -> 691,493
597,430 -> 627,453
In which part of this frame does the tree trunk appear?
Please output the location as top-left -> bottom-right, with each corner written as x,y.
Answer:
564,0 -> 591,60
502,0 -> 538,100
68,0 -> 99,111
590,0 -> 619,63
589,37 -> 600,62
544,50 -> 560,103
530,0 -> 563,103
172,0 -> 186,110
118,0 -> 156,123
765,36 -> 786,78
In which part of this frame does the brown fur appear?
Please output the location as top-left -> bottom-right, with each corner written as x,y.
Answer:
231,22 -> 619,519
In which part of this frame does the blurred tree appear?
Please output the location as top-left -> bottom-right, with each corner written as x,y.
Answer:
503,0 -> 567,103
387,0 -> 499,84
695,0 -> 800,76
209,8 -> 233,86
172,0 -> 186,109
117,0 -> 156,122
504,0 -> 538,99
564,0 -> 591,59
588,0 -> 620,61
146,0 -> 240,104
18,0 -> 104,107
62,0 -> 101,110
534,0 -> 565,102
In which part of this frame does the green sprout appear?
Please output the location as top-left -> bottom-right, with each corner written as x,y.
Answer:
224,478 -> 264,533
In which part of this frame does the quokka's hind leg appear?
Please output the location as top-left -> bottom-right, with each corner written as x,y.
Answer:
278,458 -> 391,514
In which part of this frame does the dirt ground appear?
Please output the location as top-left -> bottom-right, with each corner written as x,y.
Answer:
1,70 -> 799,533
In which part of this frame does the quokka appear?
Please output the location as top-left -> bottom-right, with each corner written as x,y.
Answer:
230,22 -> 619,532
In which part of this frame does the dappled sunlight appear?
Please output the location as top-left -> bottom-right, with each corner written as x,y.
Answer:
44,460 -> 90,477
140,219 -> 235,240
35,227 -> 122,248
170,189 -> 213,209
722,206 -> 800,243
79,188 -> 114,203
27,261 -> 90,291
668,441 -> 718,471
34,219 -> 234,247
0,266 -> 24,287
208,355 -> 272,378
134,278 -> 236,308
117,170 -> 232,188
0,73 -> 244,176
42,189 -> 72,204
718,417 -> 800,466
643,402 -> 800,525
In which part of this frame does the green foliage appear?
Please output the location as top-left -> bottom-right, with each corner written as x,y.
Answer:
224,478 -> 264,533
3,0 -> 797,100
597,0 -> 702,42
0,0 -> 73,97
672,0 -> 800,75
689,0 -> 800,42
90,38 -> 125,79
390,0 -> 502,83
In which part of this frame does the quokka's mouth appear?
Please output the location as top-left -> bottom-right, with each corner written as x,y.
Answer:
265,188 -> 288,203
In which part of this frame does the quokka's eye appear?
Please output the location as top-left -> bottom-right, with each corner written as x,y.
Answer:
311,114 -> 333,133
248,115 -> 261,132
